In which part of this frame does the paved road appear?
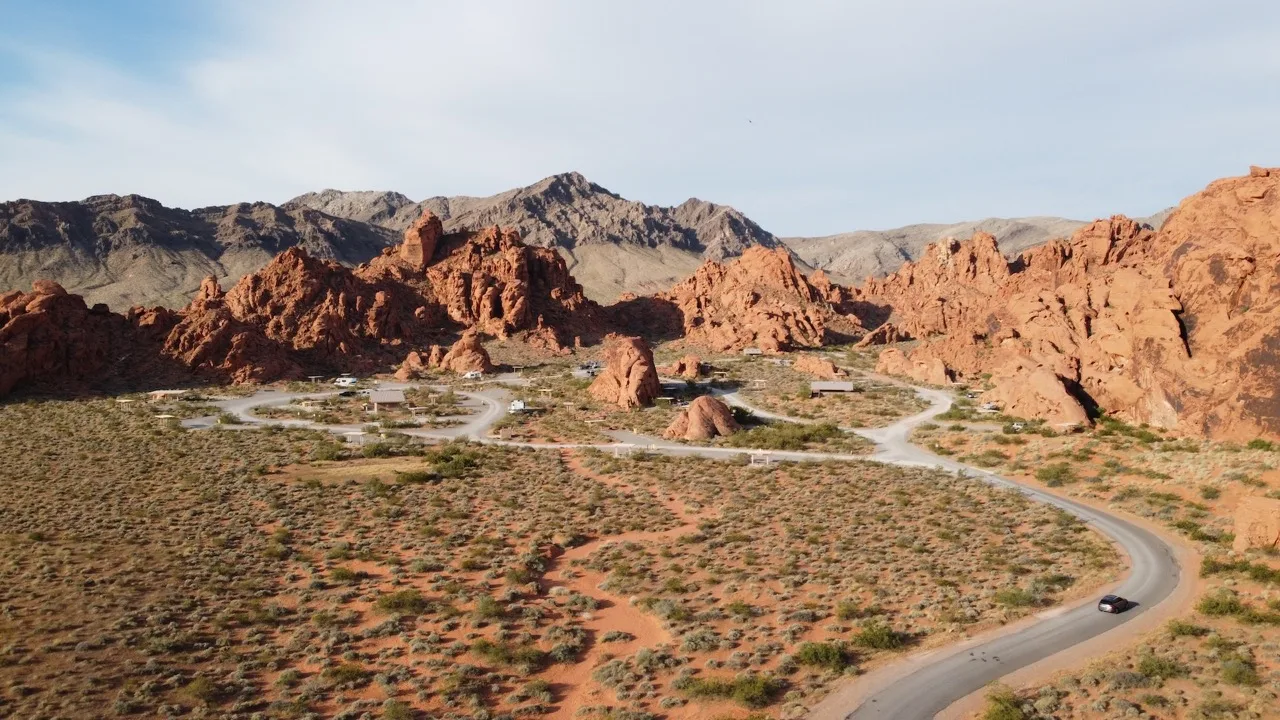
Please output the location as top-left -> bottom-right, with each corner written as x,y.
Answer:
187,378 -> 1182,720
721,387 -> 1181,720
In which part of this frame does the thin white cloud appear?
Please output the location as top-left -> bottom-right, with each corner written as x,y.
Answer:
1,0 -> 1277,234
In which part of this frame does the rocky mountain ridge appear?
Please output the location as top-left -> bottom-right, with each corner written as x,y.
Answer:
4,171 -> 1120,309
858,166 -> 1280,441
0,211 -> 602,396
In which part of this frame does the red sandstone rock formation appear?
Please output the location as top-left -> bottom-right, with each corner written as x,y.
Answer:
364,218 -> 601,347
874,347 -> 952,386
659,354 -> 703,379
399,211 -> 443,270
856,167 -> 1280,439
224,248 -> 421,357
433,330 -> 495,375
0,208 -> 606,396
979,358 -> 1089,429
162,277 -> 300,384
0,280 -> 135,395
589,335 -> 661,409
792,354 -> 846,379
652,247 -> 862,352
663,395 -> 740,441
1233,496 -> 1280,553
393,350 -> 429,381
856,322 -> 909,347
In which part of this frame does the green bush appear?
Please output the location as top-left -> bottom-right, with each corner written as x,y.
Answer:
473,595 -> 505,619
981,684 -> 1025,720
726,422 -> 843,451
852,620 -> 903,650
374,589 -> 432,615
1034,462 -> 1075,486
324,663 -> 369,685
1166,619 -> 1209,637
1196,590 -> 1244,617
471,638 -> 546,668
1221,658 -> 1260,686
679,674 -> 784,708
994,587 -> 1038,608
794,642 -> 852,671
1137,654 -> 1186,679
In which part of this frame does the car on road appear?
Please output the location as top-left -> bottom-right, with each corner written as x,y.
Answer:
338,390 -> 357,397
1097,594 -> 1131,613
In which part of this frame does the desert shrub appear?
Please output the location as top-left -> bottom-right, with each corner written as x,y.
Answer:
1109,670 -> 1151,689
963,449 -> 1008,468
1246,438 -> 1276,451
182,677 -> 223,704
981,684 -> 1025,720
726,422 -> 843,451
382,699 -> 413,720
375,589 -> 432,615
1034,462 -> 1075,486
1197,590 -> 1244,617
324,663 -> 370,685
835,599 -> 862,621
1166,619 -> 1209,637
1221,658 -> 1260,686
678,674 -> 784,708
1137,654 -> 1185,679
471,638 -> 546,668
851,620 -> 903,650
1199,485 -> 1221,500
473,595 -> 505,619
994,587 -> 1038,608
794,642 -> 852,671
395,469 -> 436,484
1138,693 -> 1171,707
329,566 -> 362,584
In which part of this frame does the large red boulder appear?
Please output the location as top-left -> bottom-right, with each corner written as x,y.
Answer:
589,335 -> 661,409
663,395 -> 740,441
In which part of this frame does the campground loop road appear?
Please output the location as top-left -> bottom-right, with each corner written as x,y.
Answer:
185,376 -> 1184,720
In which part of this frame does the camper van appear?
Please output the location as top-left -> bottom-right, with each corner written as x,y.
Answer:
333,376 -> 358,388
462,370 -> 484,380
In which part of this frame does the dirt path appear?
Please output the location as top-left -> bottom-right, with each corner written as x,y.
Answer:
541,451 -> 711,717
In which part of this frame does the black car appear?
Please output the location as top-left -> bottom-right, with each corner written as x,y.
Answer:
1097,594 -> 1130,613
338,390 -> 357,397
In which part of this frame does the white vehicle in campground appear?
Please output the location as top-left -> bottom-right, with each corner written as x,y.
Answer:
462,371 -> 484,380
333,377 -> 358,388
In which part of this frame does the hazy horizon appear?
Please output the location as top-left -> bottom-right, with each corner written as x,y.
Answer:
2,1 -> 1277,236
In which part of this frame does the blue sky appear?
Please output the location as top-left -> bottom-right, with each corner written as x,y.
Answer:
2,0 -> 1278,236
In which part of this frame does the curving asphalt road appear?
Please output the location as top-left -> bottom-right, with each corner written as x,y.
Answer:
721,386 -> 1181,720
186,377 -> 1182,720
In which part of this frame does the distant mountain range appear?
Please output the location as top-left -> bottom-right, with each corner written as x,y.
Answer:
0,172 -> 1169,309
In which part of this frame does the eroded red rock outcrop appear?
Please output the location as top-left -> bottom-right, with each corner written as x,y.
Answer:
792,354 -> 846,379
1233,496 -> 1280,553
589,335 -> 661,409
432,330 -> 495,375
663,395 -> 740,441
364,217 -> 601,348
858,166 -> 1280,439
650,247 -> 862,352
659,354 -> 703,379
0,209 -> 604,396
0,280 -> 136,395
162,277 -> 300,384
